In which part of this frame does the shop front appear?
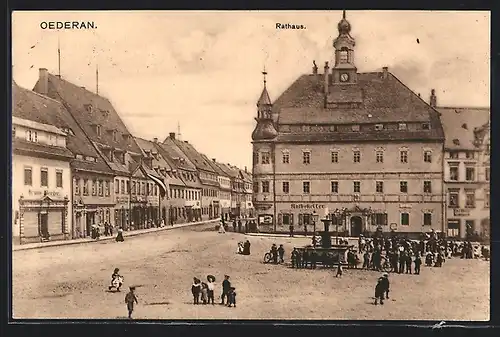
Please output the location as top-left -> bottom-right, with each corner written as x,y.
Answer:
185,200 -> 201,222
18,194 -> 70,244
220,199 -> 231,221
114,196 -> 129,230
72,198 -> 114,238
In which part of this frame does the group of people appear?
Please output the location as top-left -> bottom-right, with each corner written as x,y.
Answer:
191,275 -> 236,307
107,268 -> 138,319
269,243 -> 286,264
237,240 -> 251,255
218,217 -> 258,234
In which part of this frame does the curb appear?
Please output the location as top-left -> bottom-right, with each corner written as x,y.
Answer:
13,219 -> 218,252
245,233 -> 359,240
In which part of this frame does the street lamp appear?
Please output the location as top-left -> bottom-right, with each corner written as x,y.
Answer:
312,210 -> 319,236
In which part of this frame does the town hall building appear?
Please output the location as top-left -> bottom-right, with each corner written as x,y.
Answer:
252,12 -> 446,237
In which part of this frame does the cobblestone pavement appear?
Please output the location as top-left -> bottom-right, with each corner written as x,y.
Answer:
12,224 -> 490,320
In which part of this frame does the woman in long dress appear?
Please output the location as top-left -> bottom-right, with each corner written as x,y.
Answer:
116,228 -> 124,242
218,221 -> 226,234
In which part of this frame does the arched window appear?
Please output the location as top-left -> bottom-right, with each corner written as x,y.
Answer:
339,47 -> 349,63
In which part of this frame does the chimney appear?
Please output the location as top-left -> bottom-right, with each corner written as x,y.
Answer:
169,132 -> 176,140
323,61 -> 329,96
244,166 -> 247,173
418,93 -> 421,98
81,86 -> 85,90
382,67 -> 388,80
38,68 -> 48,95
153,137 -> 158,143
212,158 -> 216,163
312,60 -> 318,75
430,89 -> 437,108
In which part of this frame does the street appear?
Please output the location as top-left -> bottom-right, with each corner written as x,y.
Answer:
12,224 -> 490,320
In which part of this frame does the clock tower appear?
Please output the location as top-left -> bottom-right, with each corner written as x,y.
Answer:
332,10 -> 357,85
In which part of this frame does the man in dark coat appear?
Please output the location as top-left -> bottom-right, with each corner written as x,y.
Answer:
220,275 -> 231,305
414,253 -> 422,275
374,277 -> 385,305
237,219 -> 242,233
289,224 -> 294,237
381,273 -> 390,299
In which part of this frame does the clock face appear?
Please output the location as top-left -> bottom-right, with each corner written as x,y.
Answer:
340,73 -> 349,82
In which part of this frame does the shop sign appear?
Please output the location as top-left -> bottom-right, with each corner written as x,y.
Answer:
28,189 -> 61,198
453,208 -> 470,217
115,196 -> 129,204
290,203 -> 325,210
399,204 -> 412,209
258,214 -> 273,225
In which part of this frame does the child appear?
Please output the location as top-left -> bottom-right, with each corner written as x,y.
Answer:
336,263 -> 343,277
207,276 -> 215,304
414,253 -> 422,275
374,277 -> 385,305
125,286 -> 138,319
278,244 -> 285,264
363,251 -> 370,269
109,268 -> 123,292
191,277 -> 201,304
201,282 -> 208,304
227,287 -> 236,307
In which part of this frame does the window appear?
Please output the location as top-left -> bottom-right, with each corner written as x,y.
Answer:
331,181 -> 338,193
98,180 -> 103,196
262,181 -> 270,193
27,130 -> 38,142
113,131 -> 117,142
351,125 -> 360,132
40,168 -> 48,187
398,123 -> 407,131
56,171 -> 63,188
485,191 -> 490,208
282,182 -> 290,194
373,213 -> 387,226
303,181 -> 310,194
465,191 -> 475,208
376,151 -> 384,163
465,151 -> 475,159
105,181 -> 110,196
400,181 -> 408,193
423,181 -> 432,193
465,220 -> 475,236
115,179 -> 119,193
401,212 -> 410,226
96,125 -> 101,136
450,151 -> 459,159
282,152 -> 290,164
353,150 -> 360,163
83,179 -> 89,196
339,48 -> 348,63
375,124 -> 384,131
423,213 -> 432,226
331,151 -> 338,163
126,181 -> 130,194
447,220 -> 460,237
422,123 -> 430,130
74,178 -> 80,195
449,166 -> 459,181
253,182 -> 259,193
465,167 -> 475,181
485,167 -> 490,181
24,167 -> 32,186
92,180 -> 97,196
303,151 -> 311,164
424,151 -> 432,163
253,152 -> 259,164
12,126 -> 16,138
353,181 -> 360,193
261,152 -> 270,164
449,191 -> 459,208
121,181 -> 125,195
376,181 -> 384,193
400,150 -> 408,163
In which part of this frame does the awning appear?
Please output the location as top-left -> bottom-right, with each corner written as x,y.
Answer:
146,172 -> 167,197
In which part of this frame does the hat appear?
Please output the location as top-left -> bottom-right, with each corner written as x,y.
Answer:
129,286 -> 136,290
383,273 -> 389,277
207,275 -> 216,282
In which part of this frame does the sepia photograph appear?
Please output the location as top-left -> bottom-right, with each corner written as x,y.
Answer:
11,10 -> 490,321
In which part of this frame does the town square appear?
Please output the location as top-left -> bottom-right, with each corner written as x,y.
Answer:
10,10 -> 490,321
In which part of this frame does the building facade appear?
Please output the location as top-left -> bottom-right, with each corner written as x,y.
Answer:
212,160 -> 233,220
438,105 -> 490,239
241,169 -> 254,217
12,108 -> 73,244
252,12 -> 446,237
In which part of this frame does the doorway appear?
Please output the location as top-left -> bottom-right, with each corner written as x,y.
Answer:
350,216 -> 363,237
86,211 -> 95,237
39,213 -> 48,238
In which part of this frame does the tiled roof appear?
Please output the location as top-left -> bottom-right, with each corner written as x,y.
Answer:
13,83 -> 113,174
437,106 -> 490,150
134,137 -> 172,171
173,140 -> 216,174
161,138 -> 197,171
90,142 -> 129,175
273,72 -> 444,142
34,73 -> 142,154
200,154 -> 229,177
13,116 -> 66,135
13,138 -> 74,159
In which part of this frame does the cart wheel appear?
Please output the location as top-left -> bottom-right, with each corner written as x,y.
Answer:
263,253 -> 272,263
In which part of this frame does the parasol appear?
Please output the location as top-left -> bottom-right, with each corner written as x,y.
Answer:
207,275 -> 216,282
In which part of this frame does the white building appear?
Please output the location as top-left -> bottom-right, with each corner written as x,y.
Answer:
12,115 -> 72,243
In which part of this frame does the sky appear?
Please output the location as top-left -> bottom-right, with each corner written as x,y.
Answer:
12,10 -> 490,169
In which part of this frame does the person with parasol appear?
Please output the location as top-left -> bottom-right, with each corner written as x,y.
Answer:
207,275 -> 216,304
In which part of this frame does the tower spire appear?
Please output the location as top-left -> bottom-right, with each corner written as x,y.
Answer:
262,66 -> 267,87
96,63 -> 99,95
343,10 -> 346,19
57,37 -> 61,77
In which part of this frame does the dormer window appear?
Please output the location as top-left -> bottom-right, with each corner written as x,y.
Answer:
462,123 -> 468,130
422,123 -> 430,130
112,130 -> 117,141
453,139 -> 460,146
96,125 -> 101,137
101,109 -> 109,118
398,123 -> 407,131
375,124 -> 384,131
84,104 -> 93,113
26,129 -> 38,142
351,125 -> 360,132
329,125 -> 338,132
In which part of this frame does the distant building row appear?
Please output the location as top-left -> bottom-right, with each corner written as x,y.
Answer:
12,70 -> 252,244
